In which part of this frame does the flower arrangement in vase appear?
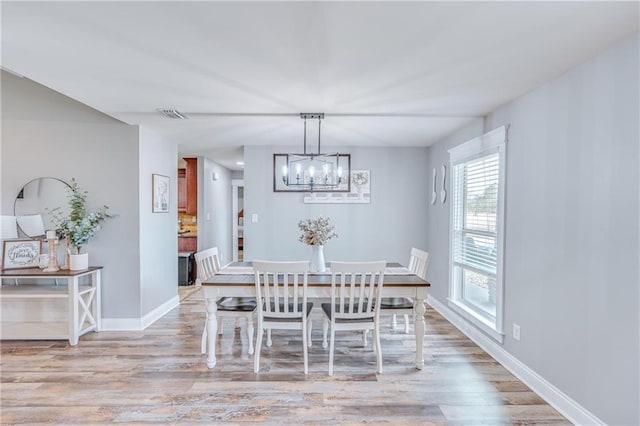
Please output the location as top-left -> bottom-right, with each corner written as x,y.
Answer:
50,178 -> 115,270
298,216 -> 337,272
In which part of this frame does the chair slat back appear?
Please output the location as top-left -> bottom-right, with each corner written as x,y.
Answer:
253,260 -> 310,320
194,247 -> 222,282
330,261 -> 386,321
408,248 -> 430,280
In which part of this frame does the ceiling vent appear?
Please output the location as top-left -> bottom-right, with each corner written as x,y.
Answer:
157,109 -> 189,119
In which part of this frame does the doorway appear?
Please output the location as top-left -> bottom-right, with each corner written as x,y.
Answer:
232,179 -> 244,262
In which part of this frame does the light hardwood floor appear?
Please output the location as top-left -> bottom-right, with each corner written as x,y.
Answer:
1,287 -> 570,425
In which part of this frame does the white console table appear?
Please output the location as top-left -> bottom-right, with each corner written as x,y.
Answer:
0,267 -> 102,345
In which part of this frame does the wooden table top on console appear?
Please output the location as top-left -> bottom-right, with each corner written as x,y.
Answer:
0,266 -> 103,278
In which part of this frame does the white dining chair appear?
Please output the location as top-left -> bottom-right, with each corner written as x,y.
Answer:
322,260 -> 386,376
253,260 -> 313,374
195,247 -> 257,355
380,248 -> 429,333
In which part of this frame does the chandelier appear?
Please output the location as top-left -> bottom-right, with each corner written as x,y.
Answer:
273,113 -> 351,192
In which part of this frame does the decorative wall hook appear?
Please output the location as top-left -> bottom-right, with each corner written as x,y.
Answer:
430,168 -> 437,205
440,165 -> 447,204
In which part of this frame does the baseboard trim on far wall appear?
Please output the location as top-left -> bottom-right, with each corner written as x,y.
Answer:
101,295 -> 180,331
142,295 -> 180,329
426,295 -> 604,426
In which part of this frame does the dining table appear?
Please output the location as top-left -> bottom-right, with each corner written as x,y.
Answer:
201,262 -> 430,370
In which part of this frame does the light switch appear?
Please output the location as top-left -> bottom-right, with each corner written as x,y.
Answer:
206,213 -> 211,221
251,213 -> 258,223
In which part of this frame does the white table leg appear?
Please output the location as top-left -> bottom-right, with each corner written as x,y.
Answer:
94,270 -> 101,331
414,298 -> 426,369
206,297 -> 218,368
69,276 -> 80,346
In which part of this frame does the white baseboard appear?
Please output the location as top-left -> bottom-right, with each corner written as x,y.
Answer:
101,317 -> 143,331
142,295 -> 180,329
427,295 -> 604,426
101,295 -> 180,331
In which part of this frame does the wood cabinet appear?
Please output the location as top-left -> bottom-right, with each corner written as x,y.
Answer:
185,158 -> 198,215
178,158 -> 197,215
178,168 -> 187,212
178,237 -> 197,252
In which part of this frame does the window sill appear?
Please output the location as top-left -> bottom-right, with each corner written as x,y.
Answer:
447,298 -> 504,344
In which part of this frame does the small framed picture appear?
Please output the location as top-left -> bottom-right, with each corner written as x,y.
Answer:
152,174 -> 170,213
2,239 -> 42,270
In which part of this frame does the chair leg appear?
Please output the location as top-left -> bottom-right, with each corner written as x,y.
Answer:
307,319 -> 313,348
322,318 -> 329,349
266,328 -> 273,347
329,326 -> 336,376
246,316 -> 255,355
374,325 -> 383,374
363,329 -> 369,347
303,321 -> 309,375
403,314 -> 410,334
254,326 -> 264,373
391,314 -> 397,328
217,316 -> 224,335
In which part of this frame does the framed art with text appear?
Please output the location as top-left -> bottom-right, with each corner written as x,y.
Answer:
2,239 -> 42,269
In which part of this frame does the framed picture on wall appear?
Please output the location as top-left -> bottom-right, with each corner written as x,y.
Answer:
304,170 -> 371,204
2,239 -> 42,269
152,174 -> 170,213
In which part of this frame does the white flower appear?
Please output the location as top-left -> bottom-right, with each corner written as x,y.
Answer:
298,216 -> 338,246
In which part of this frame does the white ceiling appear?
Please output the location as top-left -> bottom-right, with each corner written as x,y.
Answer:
2,1 -> 638,170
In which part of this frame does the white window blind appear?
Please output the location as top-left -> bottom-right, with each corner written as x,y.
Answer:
452,153 -> 499,277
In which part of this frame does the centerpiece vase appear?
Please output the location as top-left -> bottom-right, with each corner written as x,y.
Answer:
310,245 -> 326,273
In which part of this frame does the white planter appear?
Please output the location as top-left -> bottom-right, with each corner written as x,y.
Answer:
69,253 -> 89,271
309,245 -> 326,273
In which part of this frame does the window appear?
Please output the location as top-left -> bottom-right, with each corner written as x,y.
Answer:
448,125 -> 507,342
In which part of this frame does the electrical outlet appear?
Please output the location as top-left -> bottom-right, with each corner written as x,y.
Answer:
513,324 -> 521,341
251,213 -> 258,223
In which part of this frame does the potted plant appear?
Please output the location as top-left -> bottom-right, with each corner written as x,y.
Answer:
50,179 -> 114,270
298,216 -> 338,273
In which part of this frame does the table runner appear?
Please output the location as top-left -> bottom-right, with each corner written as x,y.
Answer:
219,265 -> 413,275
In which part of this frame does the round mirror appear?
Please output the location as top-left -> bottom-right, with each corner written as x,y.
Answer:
13,177 -> 71,238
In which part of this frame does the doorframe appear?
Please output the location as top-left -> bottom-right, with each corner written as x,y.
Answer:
231,179 -> 244,262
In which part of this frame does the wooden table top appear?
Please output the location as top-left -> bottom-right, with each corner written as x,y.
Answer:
0,266 -> 103,278
203,262 -> 430,287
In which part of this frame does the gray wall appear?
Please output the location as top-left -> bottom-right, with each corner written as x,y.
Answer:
244,146 -> 429,264
426,34 -> 639,425
199,158 -> 233,265
1,71 -> 142,319
139,127 -> 178,316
